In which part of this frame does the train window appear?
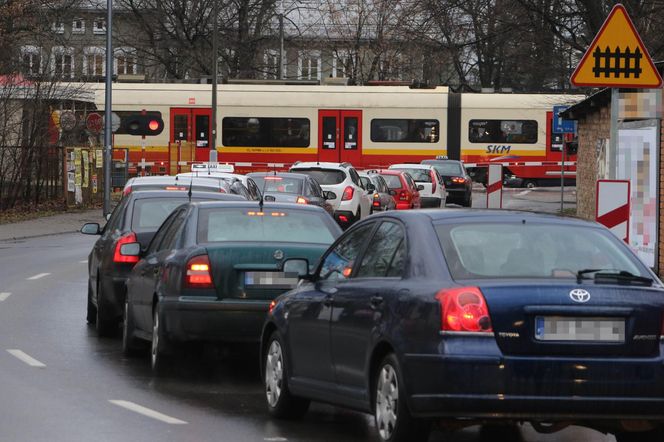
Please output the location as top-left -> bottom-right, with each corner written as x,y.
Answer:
222,117 -> 310,148
195,115 -> 209,147
322,117 -> 336,149
344,117 -> 358,149
370,119 -> 439,143
469,120 -> 538,144
173,115 -> 188,141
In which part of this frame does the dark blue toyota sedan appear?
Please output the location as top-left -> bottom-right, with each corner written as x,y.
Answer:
261,210 -> 664,442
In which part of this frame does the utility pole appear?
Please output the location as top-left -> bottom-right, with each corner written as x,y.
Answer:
103,0 -> 113,216
210,0 -> 218,163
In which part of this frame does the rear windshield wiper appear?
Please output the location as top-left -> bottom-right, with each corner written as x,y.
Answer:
577,268 -> 653,286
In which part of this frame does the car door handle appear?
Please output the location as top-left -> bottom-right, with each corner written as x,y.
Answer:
370,296 -> 384,307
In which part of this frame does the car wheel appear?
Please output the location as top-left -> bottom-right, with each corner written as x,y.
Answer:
122,297 -> 143,357
264,331 -> 310,419
95,280 -> 117,337
150,305 -> 171,373
615,426 -> 664,442
87,280 -> 97,325
523,179 -> 537,189
374,354 -> 430,442
464,194 -> 473,207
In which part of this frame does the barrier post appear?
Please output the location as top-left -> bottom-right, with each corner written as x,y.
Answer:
486,164 -> 503,208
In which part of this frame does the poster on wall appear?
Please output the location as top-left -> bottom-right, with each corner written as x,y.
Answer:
617,120 -> 659,267
82,150 -> 89,188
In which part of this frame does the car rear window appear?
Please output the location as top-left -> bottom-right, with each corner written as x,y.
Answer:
435,222 -> 647,280
429,163 -> 463,176
390,167 -> 432,182
381,174 -> 403,189
292,169 -> 345,185
197,208 -> 337,244
251,176 -> 303,194
131,184 -> 224,193
131,198 -> 193,232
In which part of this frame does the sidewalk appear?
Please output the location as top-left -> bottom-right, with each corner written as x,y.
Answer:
0,209 -> 104,242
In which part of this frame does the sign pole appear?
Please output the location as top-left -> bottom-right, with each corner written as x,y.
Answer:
560,145 -> 565,213
103,0 -> 113,217
609,88 -> 619,180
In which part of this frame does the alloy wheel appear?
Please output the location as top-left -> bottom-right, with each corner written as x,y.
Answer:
376,363 -> 399,440
265,340 -> 284,407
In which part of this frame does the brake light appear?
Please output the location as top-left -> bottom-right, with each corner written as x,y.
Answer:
436,287 -> 492,333
113,232 -> 139,264
123,186 -> 132,196
164,186 -> 186,191
264,176 -> 282,181
430,170 -> 436,193
451,177 -> 466,184
296,196 -> 308,204
338,215 -> 349,223
399,190 -> 410,201
341,186 -> 354,201
373,200 -> 381,207
185,255 -> 214,288
269,300 -> 277,314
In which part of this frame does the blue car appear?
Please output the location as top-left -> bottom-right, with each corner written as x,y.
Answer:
261,210 -> 664,442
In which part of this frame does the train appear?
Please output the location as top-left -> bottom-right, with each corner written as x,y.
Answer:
82,82 -> 583,184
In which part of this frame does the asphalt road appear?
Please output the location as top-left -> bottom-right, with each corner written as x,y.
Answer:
471,186 -> 577,212
0,204 -> 619,442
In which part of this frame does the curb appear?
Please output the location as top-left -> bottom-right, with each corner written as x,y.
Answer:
0,229 -> 83,243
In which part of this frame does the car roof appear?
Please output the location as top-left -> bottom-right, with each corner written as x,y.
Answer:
389,163 -> 433,170
376,169 -> 407,176
421,159 -> 463,165
190,200 -> 327,213
127,175 -> 227,187
248,172 -> 308,180
177,172 -> 247,182
290,162 -> 351,170
128,190 -> 244,201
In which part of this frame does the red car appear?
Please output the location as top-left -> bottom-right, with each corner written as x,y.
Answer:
377,169 -> 421,210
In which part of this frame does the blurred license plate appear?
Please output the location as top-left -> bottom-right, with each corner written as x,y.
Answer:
244,272 -> 298,288
535,317 -> 625,342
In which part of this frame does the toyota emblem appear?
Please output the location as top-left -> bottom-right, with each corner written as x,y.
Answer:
569,288 -> 591,303
273,250 -> 284,260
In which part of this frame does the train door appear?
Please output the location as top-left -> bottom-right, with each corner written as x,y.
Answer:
170,108 -> 212,163
318,110 -> 362,165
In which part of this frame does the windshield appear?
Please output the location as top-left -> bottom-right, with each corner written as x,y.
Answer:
251,176 -> 303,194
381,174 -> 403,189
197,208 -> 337,244
293,169 -> 345,185
390,167 -> 432,182
436,222 -> 648,280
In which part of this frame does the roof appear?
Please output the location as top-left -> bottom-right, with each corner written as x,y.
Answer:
248,172 -> 309,179
290,162 -> 352,169
389,164 -> 433,170
128,190 -> 242,201
383,208 -> 600,226
191,200 -> 327,213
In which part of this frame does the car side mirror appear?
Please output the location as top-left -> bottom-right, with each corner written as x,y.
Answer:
119,242 -> 141,257
389,190 -> 397,196
264,195 -> 276,202
323,191 -> 337,200
366,183 -> 376,192
81,223 -> 101,235
105,213 -> 112,221
417,184 -> 425,191
282,258 -> 314,281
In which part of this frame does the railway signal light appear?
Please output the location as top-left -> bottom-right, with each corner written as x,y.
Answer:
122,114 -> 164,136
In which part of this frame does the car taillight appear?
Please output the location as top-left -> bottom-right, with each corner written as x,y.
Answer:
113,233 -> 139,264
338,215 -> 349,223
123,186 -> 132,196
399,190 -> 410,201
185,255 -> 214,289
451,177 -> 466,184
341,186 -> 354,201
269,300 -> 277,314
296,196 -> 308,204
436,287 -> 493,333
430,170 -> 436,193
372,196 -> 380,207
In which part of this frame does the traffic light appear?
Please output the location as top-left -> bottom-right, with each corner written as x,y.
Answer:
121,114 -> 164,136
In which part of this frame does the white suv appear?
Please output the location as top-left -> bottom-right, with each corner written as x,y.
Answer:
388,163 -> 447,208
289,162 -> 372,227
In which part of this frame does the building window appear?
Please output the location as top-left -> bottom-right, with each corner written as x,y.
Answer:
264,50 -> 279,79
370,119 -> 440,143
298,52 -> 321,80
21,46 -> 41,76
222,117 -> 310,147
93,19 -> 106,34
52,21 -> 64,34
333,51 -> 351,78
52,47 -> 74,78
115,49 -> 137,75
84,47 -> 105,76
468,120 -> 538,144
72,18 -> 85,34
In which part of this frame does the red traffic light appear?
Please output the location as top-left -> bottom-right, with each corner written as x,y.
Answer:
148,120 -> 160,131
121,114 -> 164,136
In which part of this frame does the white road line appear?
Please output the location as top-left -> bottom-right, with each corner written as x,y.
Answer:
109,400 -> 188,425
0,292 -> 10,301
7,349 -> 46,368
264,438 -> 288,441
80,260 -> 88,264
26,273 -> 50,280
517,190 -> 532,196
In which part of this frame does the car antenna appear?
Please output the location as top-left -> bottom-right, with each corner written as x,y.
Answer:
187,177 -> 193,202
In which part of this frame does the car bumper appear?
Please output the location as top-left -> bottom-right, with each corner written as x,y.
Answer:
445,189 -> 469,203
161,298 -> 270,343
420,196 -> 442,208
403,339 -> 664,419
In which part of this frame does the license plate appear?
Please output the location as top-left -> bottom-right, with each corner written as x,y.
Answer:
244,272 -> 298,288
535,316 -> 625,342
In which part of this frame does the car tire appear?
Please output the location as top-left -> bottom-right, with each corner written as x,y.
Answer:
615,426 -> 664,442
264,331 -> 310,419
95,280 -> 117,337
523,179 -> 537,189
87,280 -> 97,325
355,206 -> 362,222
374,353 -> 430,442
122,297 -> 143,357
463,194 -> 472,207
150,305 -> 172,373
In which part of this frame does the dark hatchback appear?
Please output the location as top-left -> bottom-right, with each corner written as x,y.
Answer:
261,210 -> 664,442
248,172 -> 334,215
421,159 -> 472,206
81,190 -> 243,336
122,201 -> 342,371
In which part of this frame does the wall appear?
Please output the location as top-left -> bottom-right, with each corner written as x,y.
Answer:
576,105 -> 611,220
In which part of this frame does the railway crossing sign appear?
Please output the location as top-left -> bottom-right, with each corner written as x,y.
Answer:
571,4 -> 662,89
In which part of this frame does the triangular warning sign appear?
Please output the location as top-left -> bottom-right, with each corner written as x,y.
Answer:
571,4 -> 662,89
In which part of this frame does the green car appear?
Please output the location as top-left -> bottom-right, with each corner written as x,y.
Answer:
123,201 -> 342,371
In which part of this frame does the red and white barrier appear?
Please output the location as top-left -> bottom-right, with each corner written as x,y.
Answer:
465,161 -> 577,168
595,180 -> 630,243
486,164 -> 503,208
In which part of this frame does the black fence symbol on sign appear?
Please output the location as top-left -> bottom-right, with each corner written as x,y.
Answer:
592,46 -> 642,79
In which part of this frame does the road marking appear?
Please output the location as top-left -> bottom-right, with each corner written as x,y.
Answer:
26,273 -> 50,280
0,292 -> 10,301
264,438 -> 288,441
7,349 -> 46,368
80,260 -> 88,264
517,190 -> 532,196
109,400 -> 188,425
